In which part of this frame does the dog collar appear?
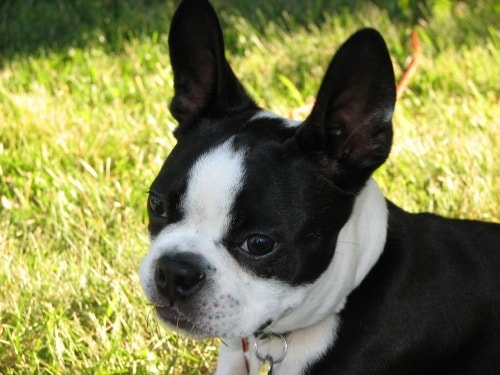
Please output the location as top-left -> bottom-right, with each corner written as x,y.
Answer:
241,333 -> 289,375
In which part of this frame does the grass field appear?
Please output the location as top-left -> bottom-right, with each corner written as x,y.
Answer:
0,0 -> 498,373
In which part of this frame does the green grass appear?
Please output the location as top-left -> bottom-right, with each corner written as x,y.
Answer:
1,0 -> 498,373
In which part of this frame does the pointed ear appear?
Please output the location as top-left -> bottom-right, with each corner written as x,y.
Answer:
168,0 -> 256,136
296,29 -> 396,194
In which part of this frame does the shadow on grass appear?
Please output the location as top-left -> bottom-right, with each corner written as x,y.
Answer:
0,0 -> 495,61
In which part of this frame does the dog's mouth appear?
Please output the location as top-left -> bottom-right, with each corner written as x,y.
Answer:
155,305 -> 197,332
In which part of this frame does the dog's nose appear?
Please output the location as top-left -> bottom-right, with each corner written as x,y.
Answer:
154,252 -> 206,301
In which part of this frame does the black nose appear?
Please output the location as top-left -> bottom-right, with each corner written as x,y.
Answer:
154,252 -> 207,302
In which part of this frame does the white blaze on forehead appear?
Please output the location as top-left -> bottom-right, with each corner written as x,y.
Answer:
249,109 -> 301,128
182,139 -> 245,240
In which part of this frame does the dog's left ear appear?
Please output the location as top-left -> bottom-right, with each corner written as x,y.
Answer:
296,29 -> 396,194
168,0 -> 256,136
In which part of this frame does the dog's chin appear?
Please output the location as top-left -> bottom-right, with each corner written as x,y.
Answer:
155,306 -> 211,338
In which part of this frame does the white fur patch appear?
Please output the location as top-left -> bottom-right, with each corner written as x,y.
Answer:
182,140 -> 244,240
248,109 -> 301,128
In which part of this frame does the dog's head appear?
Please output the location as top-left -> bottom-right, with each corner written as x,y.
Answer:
140,0 -> 395,339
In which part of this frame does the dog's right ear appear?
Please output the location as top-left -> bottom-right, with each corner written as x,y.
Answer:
168,0 -> 256,137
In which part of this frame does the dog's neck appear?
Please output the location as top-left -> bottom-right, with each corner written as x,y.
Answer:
217,179 -> 389,375
343,178 -> 390,288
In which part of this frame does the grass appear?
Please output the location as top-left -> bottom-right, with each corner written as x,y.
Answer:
0,0 -> 498,373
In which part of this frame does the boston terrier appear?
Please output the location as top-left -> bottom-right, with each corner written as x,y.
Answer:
139,0 -> 500,373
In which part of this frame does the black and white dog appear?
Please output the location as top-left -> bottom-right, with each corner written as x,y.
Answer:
139,0 -> 500,373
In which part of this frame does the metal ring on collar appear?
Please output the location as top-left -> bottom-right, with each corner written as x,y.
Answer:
253,332 -> 288,364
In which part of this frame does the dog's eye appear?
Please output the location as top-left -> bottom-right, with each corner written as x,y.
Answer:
149,193 -> 167,218
239,234 -> 276,256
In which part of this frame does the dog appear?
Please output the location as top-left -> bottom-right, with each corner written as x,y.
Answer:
139,0 -> 500,373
